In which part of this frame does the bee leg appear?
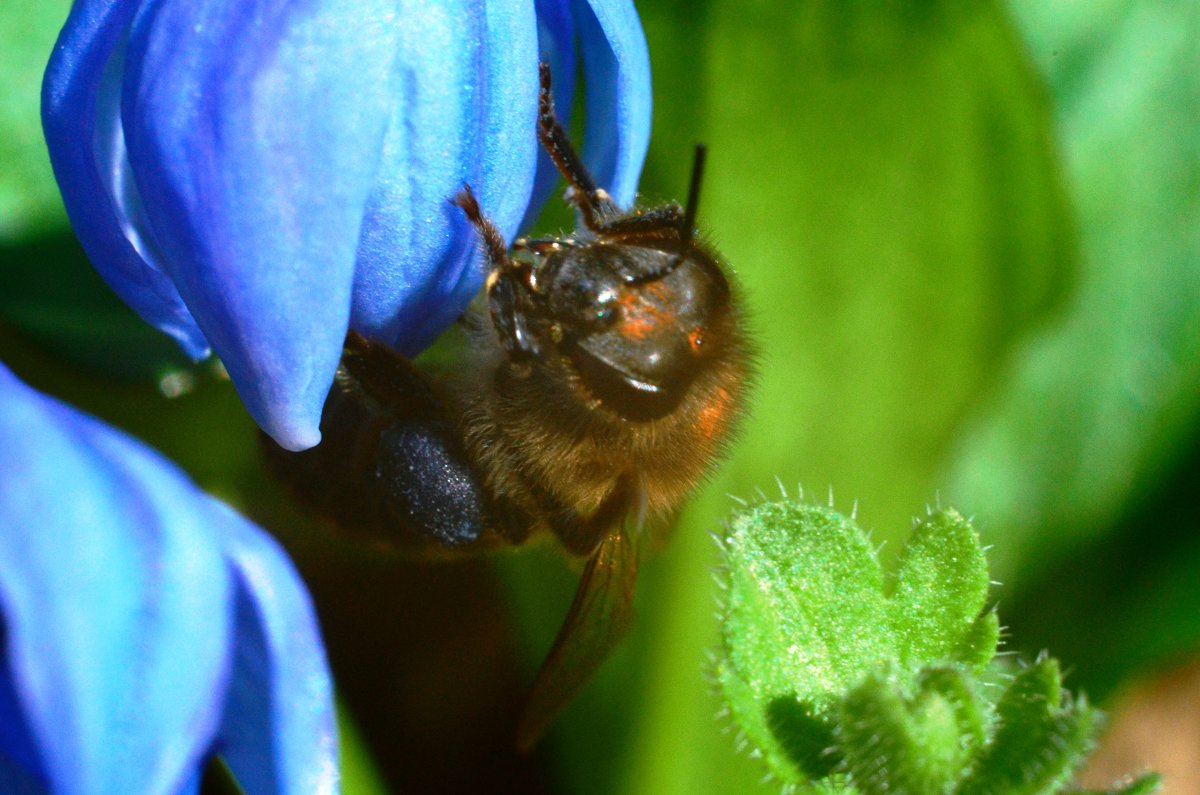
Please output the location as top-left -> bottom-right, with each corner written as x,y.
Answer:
531,474 -> 635,557
537,62 -> 618,231
486,269 -> 541,363
453,184 -> 511,270
487,494 -> 535,546
594,144 -> 707,284
591,203 -> 684,239
512,237 -> 576,256
453,186 -> 541,364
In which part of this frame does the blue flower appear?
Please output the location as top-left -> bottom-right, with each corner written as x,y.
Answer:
0,362 -> 336,794
42,0 -> 651,452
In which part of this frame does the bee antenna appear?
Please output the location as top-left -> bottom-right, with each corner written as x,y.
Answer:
680,143 -> 707,246
624,144 -> 709,286
632,144 -> 708,285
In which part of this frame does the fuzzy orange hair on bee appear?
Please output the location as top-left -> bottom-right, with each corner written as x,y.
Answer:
264,62 -> 752,749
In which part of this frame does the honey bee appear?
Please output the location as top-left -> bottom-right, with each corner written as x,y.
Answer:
263,63 -> 751,749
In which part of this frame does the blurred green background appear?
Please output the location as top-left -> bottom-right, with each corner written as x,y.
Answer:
1,1 -> 1197,793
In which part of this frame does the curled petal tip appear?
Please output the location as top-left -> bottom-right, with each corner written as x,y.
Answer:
260,415 -> 323,453
235,354 -> 334,452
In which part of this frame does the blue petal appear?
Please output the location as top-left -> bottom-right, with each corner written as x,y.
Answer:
42,0 -> 209,360
212,511 -> 337,795
174,772 -> 202,795
0,364 -> 233,794
0,645 -> 44,788
520,0 -> 578,232
120,0 -> 401,450
574,0 -> 652,207
348,0 -> 540,353
0,747 -> 45,794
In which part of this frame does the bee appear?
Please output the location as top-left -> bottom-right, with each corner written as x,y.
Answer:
263,63 -> 751,749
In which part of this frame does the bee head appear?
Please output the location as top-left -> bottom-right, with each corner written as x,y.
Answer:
534,239 -> 731,421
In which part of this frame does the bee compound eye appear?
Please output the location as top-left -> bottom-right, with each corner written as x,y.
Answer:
588,288 -> 620,330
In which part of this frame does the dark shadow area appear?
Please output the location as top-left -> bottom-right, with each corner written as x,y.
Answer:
200,759 -> 243,795
310,554 -> 551,794
0,231 -> 192,381
258,480 -> 554,795
1004,425 -> 1200,701
766,695 -> 840,780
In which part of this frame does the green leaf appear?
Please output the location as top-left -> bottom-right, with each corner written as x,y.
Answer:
958,658 -> 1099,795
1086,772 -> 1163,795
916,666 -> 989,765
838,671 -> 937,795
715,501 -> 892,783
953,610 -> 1002,671
888,508 -> 992,672
711,499 -> 1149,793
337,699 -> 390,795
837,666 -> 987,795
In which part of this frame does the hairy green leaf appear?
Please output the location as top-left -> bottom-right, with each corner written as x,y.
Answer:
1087,772 -> 1164,795
838,666 -> 987,794
716,502 -> 892,782
889,509 -> 992,672
953,610 -> 1002,671
958,658 -> 1099,795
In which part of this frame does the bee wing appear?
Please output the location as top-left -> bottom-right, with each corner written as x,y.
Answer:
516,527 -> 638,751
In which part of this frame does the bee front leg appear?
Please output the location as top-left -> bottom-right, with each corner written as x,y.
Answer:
485,267 -> 542,363
537,62 -> 618,231
453,185 -> 541,364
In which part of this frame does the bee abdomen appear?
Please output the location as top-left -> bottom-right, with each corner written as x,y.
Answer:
374,419 -> 486,548
262,334 -> 498,555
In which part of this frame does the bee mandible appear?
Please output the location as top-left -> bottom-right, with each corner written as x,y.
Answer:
264,63 -> 752,749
